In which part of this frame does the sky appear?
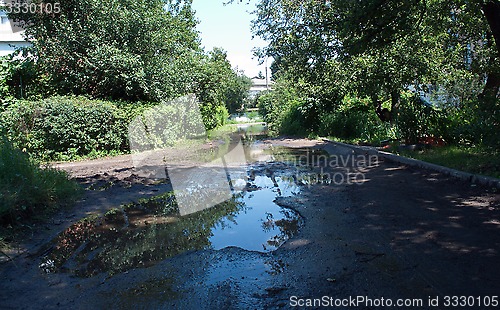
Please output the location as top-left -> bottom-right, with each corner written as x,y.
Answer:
191,0 -> 270,78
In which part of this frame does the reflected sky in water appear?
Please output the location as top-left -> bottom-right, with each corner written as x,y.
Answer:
210,175 -> 301,252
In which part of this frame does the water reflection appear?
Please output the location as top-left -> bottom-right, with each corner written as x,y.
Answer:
40,169 -> 303,277
209,174 -> 302,252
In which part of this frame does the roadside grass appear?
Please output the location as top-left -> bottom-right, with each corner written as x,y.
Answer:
325,136 -> 378,146
325,136 -> 500,179
49,149 -> 126,163
0,137 -> 82,226
207,124 -> 239,139
393,145 -> 500,179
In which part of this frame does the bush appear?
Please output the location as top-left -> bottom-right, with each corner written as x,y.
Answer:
257,85 -> 308,135
1,96 -> 131,160
0,95 -> 234,161
215,105 -> 229,128
476,97 -> 500,149
0,57 -> 14,108
0,137 -> 81,224
279,100 -> 308,136
128,95 -> 209,150
396,94 -> 449,144
319,97 -> 389,143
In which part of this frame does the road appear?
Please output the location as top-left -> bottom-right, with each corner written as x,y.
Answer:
1,138 -> 499,309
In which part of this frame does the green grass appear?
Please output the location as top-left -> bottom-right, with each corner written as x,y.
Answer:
0,137 -> 82,225
394,145 -> 500,179
207,124 -> 239,139
325,136 -> 500,179
325,136 -> 377,146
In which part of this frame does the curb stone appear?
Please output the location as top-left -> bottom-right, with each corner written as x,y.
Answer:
321,138 -> 500,189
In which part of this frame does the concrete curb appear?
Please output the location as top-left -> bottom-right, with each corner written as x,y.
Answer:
321,138 -> 500,189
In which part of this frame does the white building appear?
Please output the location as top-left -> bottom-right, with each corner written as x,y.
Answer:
0,10 -> 31,56
249,78 -> 273,99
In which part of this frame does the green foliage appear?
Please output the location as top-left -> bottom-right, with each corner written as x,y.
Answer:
243,0 -> 499,152
318,97 -> 389,143
396,145 -> 500,179
0,94 -> 237,161
395,94 -> 449,144
193,48 -> 248,130
225,73 -> 253,114
0,136 -> 81,224
279,100 -> 308,136
0,58 -> 13,106
257,80 -> 308,135
1,96 -> 130,160
215,105 -> 230,128
5,0 -> 248,133
128,95 -> 209,151
0,51 -> 56,102
447,97 -> 500,148
9,0 -> 201,101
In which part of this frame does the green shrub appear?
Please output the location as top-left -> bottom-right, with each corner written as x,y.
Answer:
0,95 -> 233,161
0,136 -> 81,224
215,105 -> 229,128
279,100 -> 308,136
395,94 -> 448,144
1,96 -> 130,160
128,96 -> 208,150
319,97 -> 389,143
0,57 -> 14,108
257,85 -> 308,135
199,100 -> 230,131
476,97 -> 500,149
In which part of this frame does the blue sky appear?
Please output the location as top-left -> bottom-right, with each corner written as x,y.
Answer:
191,1 -> 269,78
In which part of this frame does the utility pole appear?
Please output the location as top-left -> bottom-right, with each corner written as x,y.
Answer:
265,57 -> 268,90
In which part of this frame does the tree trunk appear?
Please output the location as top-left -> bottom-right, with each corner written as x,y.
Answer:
482,70 -> 500,99
390,90 -> 400,121
482,1 -> 500,55
373,94 -> 393,122
481,1 -> 500,99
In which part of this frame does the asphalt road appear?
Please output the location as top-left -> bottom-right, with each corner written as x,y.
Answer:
1,138 -> 499,309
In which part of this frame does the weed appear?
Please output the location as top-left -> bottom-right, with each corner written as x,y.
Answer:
0,136 -> 81,224
396,145 -> 500,179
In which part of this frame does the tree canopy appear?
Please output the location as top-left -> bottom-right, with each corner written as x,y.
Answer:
251,0 -> 499,106
6,0 -> 251,128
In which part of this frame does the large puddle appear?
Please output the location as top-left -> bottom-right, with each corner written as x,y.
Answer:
39,127 -> 327,277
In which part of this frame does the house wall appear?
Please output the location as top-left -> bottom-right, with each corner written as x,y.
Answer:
0,10 -> 31,56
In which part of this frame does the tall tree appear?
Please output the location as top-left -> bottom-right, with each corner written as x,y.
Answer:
9,0 -> 202,101
250,0 -> 499,122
